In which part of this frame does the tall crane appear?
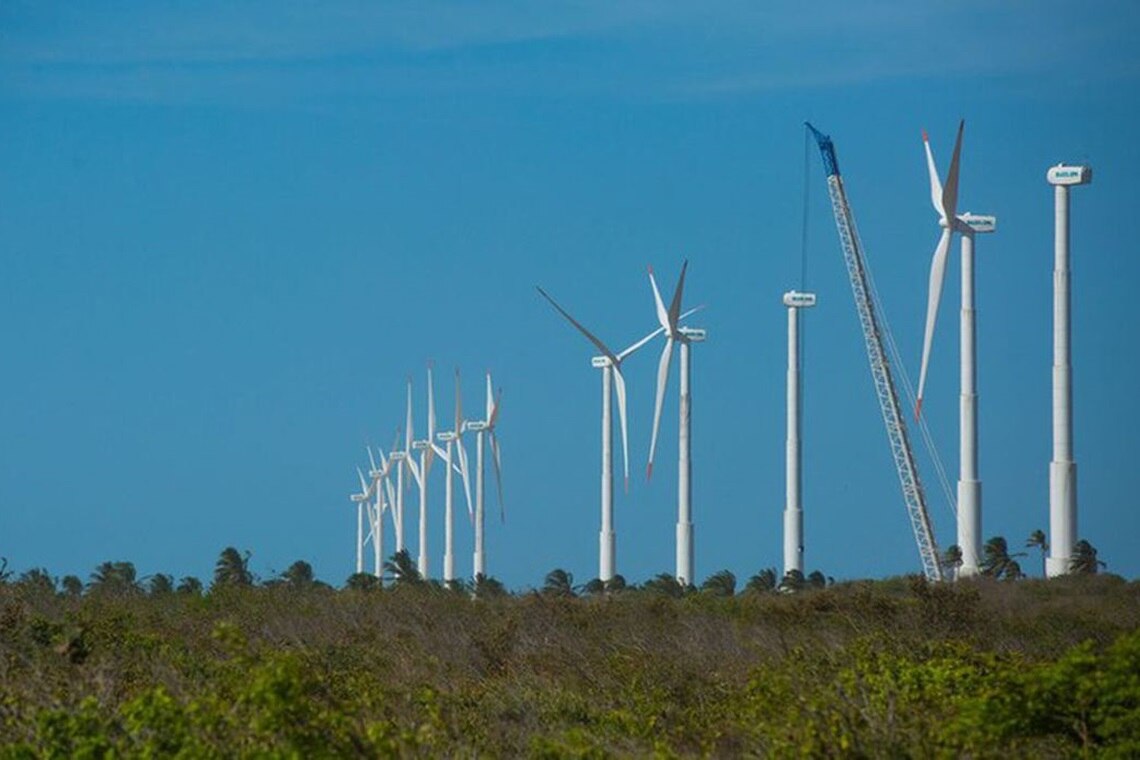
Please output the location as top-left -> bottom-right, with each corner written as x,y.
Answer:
806,123 -> 943,582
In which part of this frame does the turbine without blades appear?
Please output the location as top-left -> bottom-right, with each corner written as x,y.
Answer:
536,285 -> 670,582
916,119 -> 965,420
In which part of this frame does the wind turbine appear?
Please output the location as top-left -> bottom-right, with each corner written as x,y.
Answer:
536,286 -> 659,583
350,468 -> 371,576
406,366 -> 445,579
782,290 -> 816,578
1045,162 -> 1092,577
646,261 -> 707,587
436,369 -> 473,585
386,405 -> 412,555
917,121 -> 997,578
466,372 -> 503,580
367,438 -> 400,580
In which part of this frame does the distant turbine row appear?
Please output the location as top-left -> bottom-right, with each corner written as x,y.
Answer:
349,368 -> 503,585
538,262 -> 706,585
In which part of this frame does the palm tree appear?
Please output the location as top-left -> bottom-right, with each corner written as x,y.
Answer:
580,578 -> 605,596
177,576 -> 203,595
542,568 -> 576,597
281,560 -> 316,589
88,561 -> 140,595
0,557 -> 10,584
61,575 -> 84,597
384,550 -> 423,587
745,568 -> 778,594
473,573 -> 507,598
18,568 -> 56,595
1069,539 -> 1106,575
941,544 -> 963,580
604,574 -> 627,594
642,573 -> 685,598
345,572 -> 381,591
213,547 -> 253,589
1025,529 -> 1048,577
981,536 -> 1026,581
779,569 -> 805,593
147,574 -> 174,595
700,569 -> 736,597
807,570 -> 828,589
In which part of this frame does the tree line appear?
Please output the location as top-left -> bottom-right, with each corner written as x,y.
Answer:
0,530 -> 1106,601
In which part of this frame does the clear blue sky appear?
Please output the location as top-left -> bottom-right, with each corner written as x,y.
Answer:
2,2 -> 1138,588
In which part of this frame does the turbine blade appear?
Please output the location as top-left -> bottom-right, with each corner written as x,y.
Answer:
388,428 -> 400,467
678,304 -> 706,322
941,119 -> 964,224
456,438 -> 474,521
367,446 -> 377,474
485,372 -> 494,421
406,455 -> 422,489
405,379 -> 414,452
383,477 -> 396,518
647,337 -> 674,479
356,466 -> 368,493
488,387 -> 503,429
667,260 -> 688,330
923,129 -> 945,218
612,366 -> 631,492
454,368 -> 462,440
916,227 -> 952,418
489,431 -> 504,522
427,363 -> 436,439
615,306 -> 706,361
648,265 -> 670,330
430,441 -> 449,465
617,325 -> 665,361
536,286 -> 620,364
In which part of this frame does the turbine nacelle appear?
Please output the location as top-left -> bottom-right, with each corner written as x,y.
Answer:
436,431 -> 458,443
350,493 -> 368,503
591,355 -> 615,368
1046,164 -> 1092,186
678,326 -> 707,342
411,440 -> 430,451
783,291 -> 817,308
465,421 -> 488,432
959,213 -> 997,234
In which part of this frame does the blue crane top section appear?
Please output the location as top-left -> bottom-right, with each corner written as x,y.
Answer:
805,122 -> 840,178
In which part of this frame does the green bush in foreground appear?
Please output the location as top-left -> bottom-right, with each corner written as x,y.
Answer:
0,575 -> 1136,756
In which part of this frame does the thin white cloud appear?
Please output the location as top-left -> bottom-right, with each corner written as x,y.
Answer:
1,1 -> 1136,104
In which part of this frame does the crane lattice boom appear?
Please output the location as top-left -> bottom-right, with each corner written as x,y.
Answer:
807,123 -> 943,582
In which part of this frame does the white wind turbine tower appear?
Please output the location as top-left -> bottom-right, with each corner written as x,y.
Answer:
368,440 -> 400,579
1045,162 -> 1092,577
466,372 -> 504,580
350,468 -> 371,575
782,290 -> 816,577
646,261 -> 707,587
435,369 -> 473,584
386,403 -> 413,554
536,286 -> 666,582
406,366 -> 447,579
917,120 -> 997,578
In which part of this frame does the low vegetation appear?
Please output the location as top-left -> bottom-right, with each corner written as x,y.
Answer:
0,545 -> 1136,756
